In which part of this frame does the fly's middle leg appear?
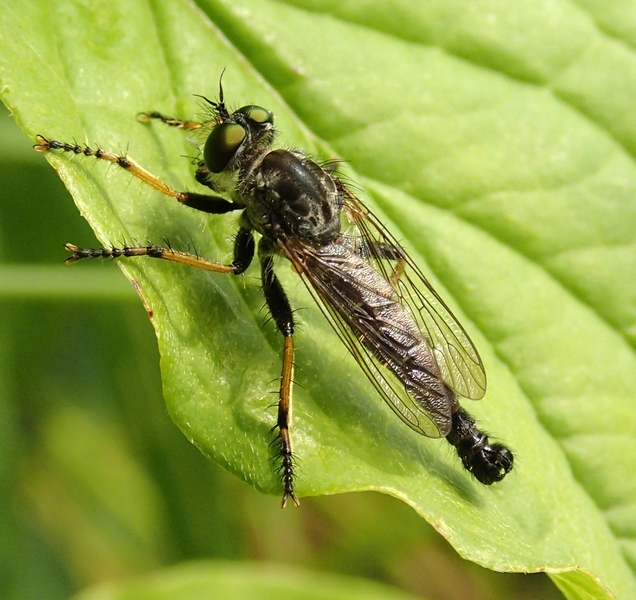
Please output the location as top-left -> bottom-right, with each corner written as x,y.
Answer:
66,221 -> 255,276
259,246 -> 298,507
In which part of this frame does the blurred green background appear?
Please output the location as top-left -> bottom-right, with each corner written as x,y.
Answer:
0,104 -> 562,600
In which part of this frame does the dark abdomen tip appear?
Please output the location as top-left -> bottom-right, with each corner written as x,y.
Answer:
445,408 -> 513,485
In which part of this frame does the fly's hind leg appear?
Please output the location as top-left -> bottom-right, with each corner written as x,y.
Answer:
356,240 -> 406,287
259,242 -> 298,508
372,243 -> 406,288
388,256 -> 407,288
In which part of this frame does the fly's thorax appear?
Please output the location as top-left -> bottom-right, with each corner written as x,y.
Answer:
242,149 -> 343,244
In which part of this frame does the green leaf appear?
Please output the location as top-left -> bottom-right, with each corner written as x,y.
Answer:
1,1 -> 635,599
71,560 -> 424,600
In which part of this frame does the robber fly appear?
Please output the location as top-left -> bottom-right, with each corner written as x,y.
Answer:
34,77 -> 513,507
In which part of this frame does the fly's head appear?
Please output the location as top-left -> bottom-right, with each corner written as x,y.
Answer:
201,100 -> 275,193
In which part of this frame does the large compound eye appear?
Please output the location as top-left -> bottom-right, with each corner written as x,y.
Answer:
203,122 -> 246,173
236,105 -> 274,125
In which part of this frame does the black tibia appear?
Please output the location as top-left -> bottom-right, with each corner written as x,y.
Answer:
65,223 -> 255,276
259,243 -> 298,507
33,136 -> 241,214
445,407 -> 513,485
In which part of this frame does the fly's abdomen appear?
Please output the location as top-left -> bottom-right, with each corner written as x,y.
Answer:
307,243 -> 455,425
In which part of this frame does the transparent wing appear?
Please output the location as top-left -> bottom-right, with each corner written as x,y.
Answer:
281,237 -> 454,438
342,192 -> 487,401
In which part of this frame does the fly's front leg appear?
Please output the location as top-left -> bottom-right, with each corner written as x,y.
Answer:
33,136 -> 239,215
137,111 -> 202,130
259,242 -> 298,507
136,112 -> 220,195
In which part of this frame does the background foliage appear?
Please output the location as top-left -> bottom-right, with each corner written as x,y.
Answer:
1,1 -> 635,599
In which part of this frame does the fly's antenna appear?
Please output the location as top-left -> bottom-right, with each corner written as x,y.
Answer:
218,67 -> 226,105
194,69 -> 230,121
